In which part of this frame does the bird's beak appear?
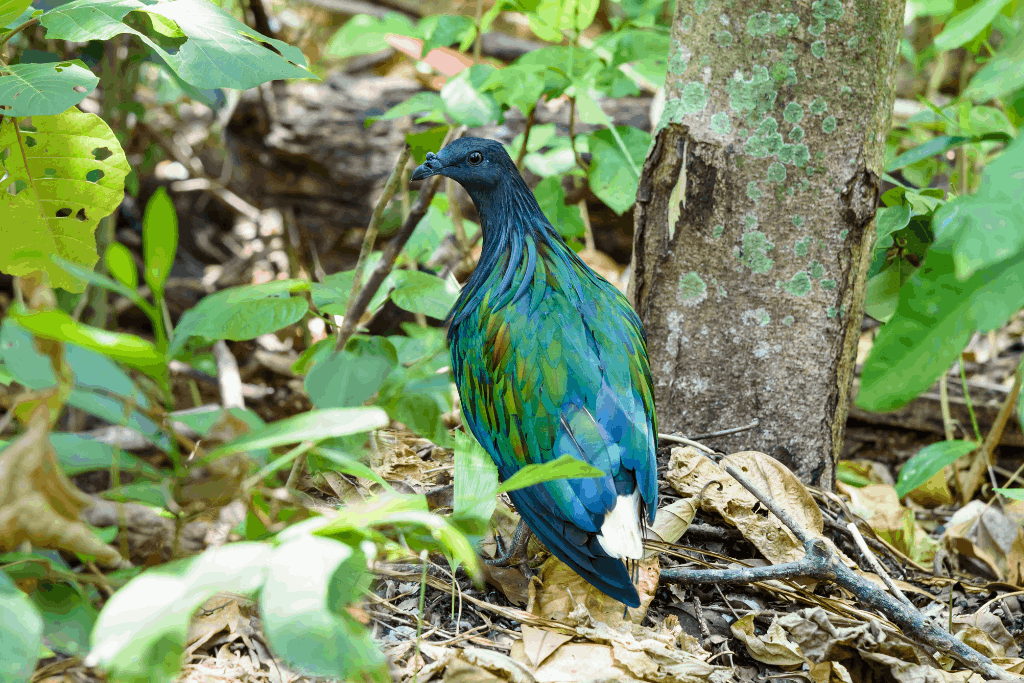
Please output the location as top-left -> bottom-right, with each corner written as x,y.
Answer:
410,151 -> 443,181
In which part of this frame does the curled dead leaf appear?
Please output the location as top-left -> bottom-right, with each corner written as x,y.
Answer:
730,613 -> 805,668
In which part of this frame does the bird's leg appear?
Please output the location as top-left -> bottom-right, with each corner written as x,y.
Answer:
486,519 -> 532,567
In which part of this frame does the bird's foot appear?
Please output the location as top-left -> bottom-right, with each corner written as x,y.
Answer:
486,519 -> 531,568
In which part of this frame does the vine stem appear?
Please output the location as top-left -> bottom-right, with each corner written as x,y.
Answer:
0,17 -> 39,53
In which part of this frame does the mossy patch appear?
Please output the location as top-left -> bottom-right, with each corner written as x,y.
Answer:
782,315 -> 794,326
711,112 -> 731,134
678,271 -> 708,300
726,66 -> 777,116
822,115 -> 837,133
713,224 -> 724,238
783,102 -> 803,123
809,260 -> 824,279
735,231 -> 775,274
794,236 -> 812,257
766,161 -> 786,183
747,181 -> 763,203
780,271 -> 812,296
716,30 -> 734,46
811,40 -> 826,58
809,96 -> 828,115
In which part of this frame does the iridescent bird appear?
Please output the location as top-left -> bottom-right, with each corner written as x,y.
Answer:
411,138 -> 658,607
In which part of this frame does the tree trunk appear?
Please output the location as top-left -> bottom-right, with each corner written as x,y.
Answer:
630,0 -> 905,488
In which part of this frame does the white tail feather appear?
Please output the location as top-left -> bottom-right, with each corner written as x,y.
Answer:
596,490 -> 643,559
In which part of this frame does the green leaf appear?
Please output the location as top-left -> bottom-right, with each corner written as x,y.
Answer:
169,280 -> 310,356
0,570 -> 43,681
378,372 -> 452,446
587,125 -> 651,214
965,29 -> 1024,102
933,0 -> 1012,52
312,447 -> 390,488
0,60 -> 98,116
895,440 -> 976,497
994,487 -> 1024,500
420,14 -> 475,55
876,204 -> 912,246
86,543 -> 272,683
0,109 -> 129,293
50,433 -> 160,477
857,248 -> 1024,412
497,454 -> 605,494
0,0 -> 33,27
376,92 -> 445,122
441,67 -> 500,128
42,0 -> 313,90
406,125 -> 450,165
324,13 -> 417,59
863,263 -> 903,324
932,134 -> 1024,279
30,581 -> 97,656
105,242 -> 138,291
885,135 -> 973,173
262,535 -> 387,682
13,308 -> 164,375
534,176 -> 585,238
304,336 -> 397,408
309,257 -> 392,317
53,255 -> 152,317
404,198 -> 453,264
204,407 -> 389,460
389,270 -> 459,319
452,430 -> 498,534
528,0 -> 599,42
143,187 -> 178,297
0,319 -> 168,447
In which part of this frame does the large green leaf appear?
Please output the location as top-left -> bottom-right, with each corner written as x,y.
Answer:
0,0 -> 33,27
857,248 -> 1024,412
389,270 -> 459,319
441,66 -> 501,128
0,570 -> 43,682
0,61 -> 98,116
0,109 -> 129,292
534,176 -> 585,238
143,187 -> 177,298
169,280 -> 310,356
86,544 -> 272,683
204,407 -> 389,460
304,336 -> 397,408
964,29 -> 1024,102
933,0 -> 1012,52
452,430 -> 498,535
528,0 -> 599,42
895,440 -> 976,497
262,535 -> 387,682
41,0 -> 313,90
932,134 -> 1024,279
497,454 -> 605,494
324,13 -> 417,59
587,125 -> 651,215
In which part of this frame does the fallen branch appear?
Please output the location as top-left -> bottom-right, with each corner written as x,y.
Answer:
659,464 -> 1018,681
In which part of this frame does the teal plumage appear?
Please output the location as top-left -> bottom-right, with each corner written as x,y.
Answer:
411,138 -> 658,607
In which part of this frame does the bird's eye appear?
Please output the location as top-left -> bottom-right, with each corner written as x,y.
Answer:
468,151 -> 483,166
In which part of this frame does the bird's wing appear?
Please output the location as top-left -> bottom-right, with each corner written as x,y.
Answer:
450,238 -> 657,602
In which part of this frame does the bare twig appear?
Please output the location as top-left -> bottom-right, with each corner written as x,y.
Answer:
657,433 -> 715,453
691,419 -> 760,440
846,522 -> 915,610
962,364 -> 1022,500
334,126 -> 466,353
212,341 -> 245,410
336,144 -> 413,352
657,464 -> 1016,681
515,104 -> 538,169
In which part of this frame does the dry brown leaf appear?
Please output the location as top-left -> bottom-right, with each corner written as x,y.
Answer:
943,500 -> 1024,582
184,596 -> 248,658
952,610 -> 1019,658
520,625 -> 573,669
460,647 -> 536,683
443,657 -> 507,683
0,404 -> 124,566
649,498 -> 698,547
906,469 -> 955,508
808,660 -> 854,683
665,448 -> 821,565
510,641 -> 626,683
839,483 -> 939,564
730,614 -> 805,668
533,555 -> 660,626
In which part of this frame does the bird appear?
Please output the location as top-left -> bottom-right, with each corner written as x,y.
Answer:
410,137 -> 658,607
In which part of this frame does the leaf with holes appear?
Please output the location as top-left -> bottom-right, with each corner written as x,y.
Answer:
0,61 -> 99,117
0,109 -> 129,292
41,0 -> 313,91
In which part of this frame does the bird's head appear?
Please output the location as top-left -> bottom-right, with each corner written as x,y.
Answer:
410,137 -> 516,195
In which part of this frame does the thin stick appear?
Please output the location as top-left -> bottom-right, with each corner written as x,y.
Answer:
334,126 -> 466,353
212,340 -> 245,410
336,145 -> 413,352
691,419 -> 760,440
939,372 -> 956,441
846,522 -> 915,610
657,432 -> 715,454
962,363 -> 1023,500
515,104 -> 537,169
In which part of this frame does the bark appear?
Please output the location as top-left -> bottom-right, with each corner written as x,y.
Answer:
630,0 -> 905,488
